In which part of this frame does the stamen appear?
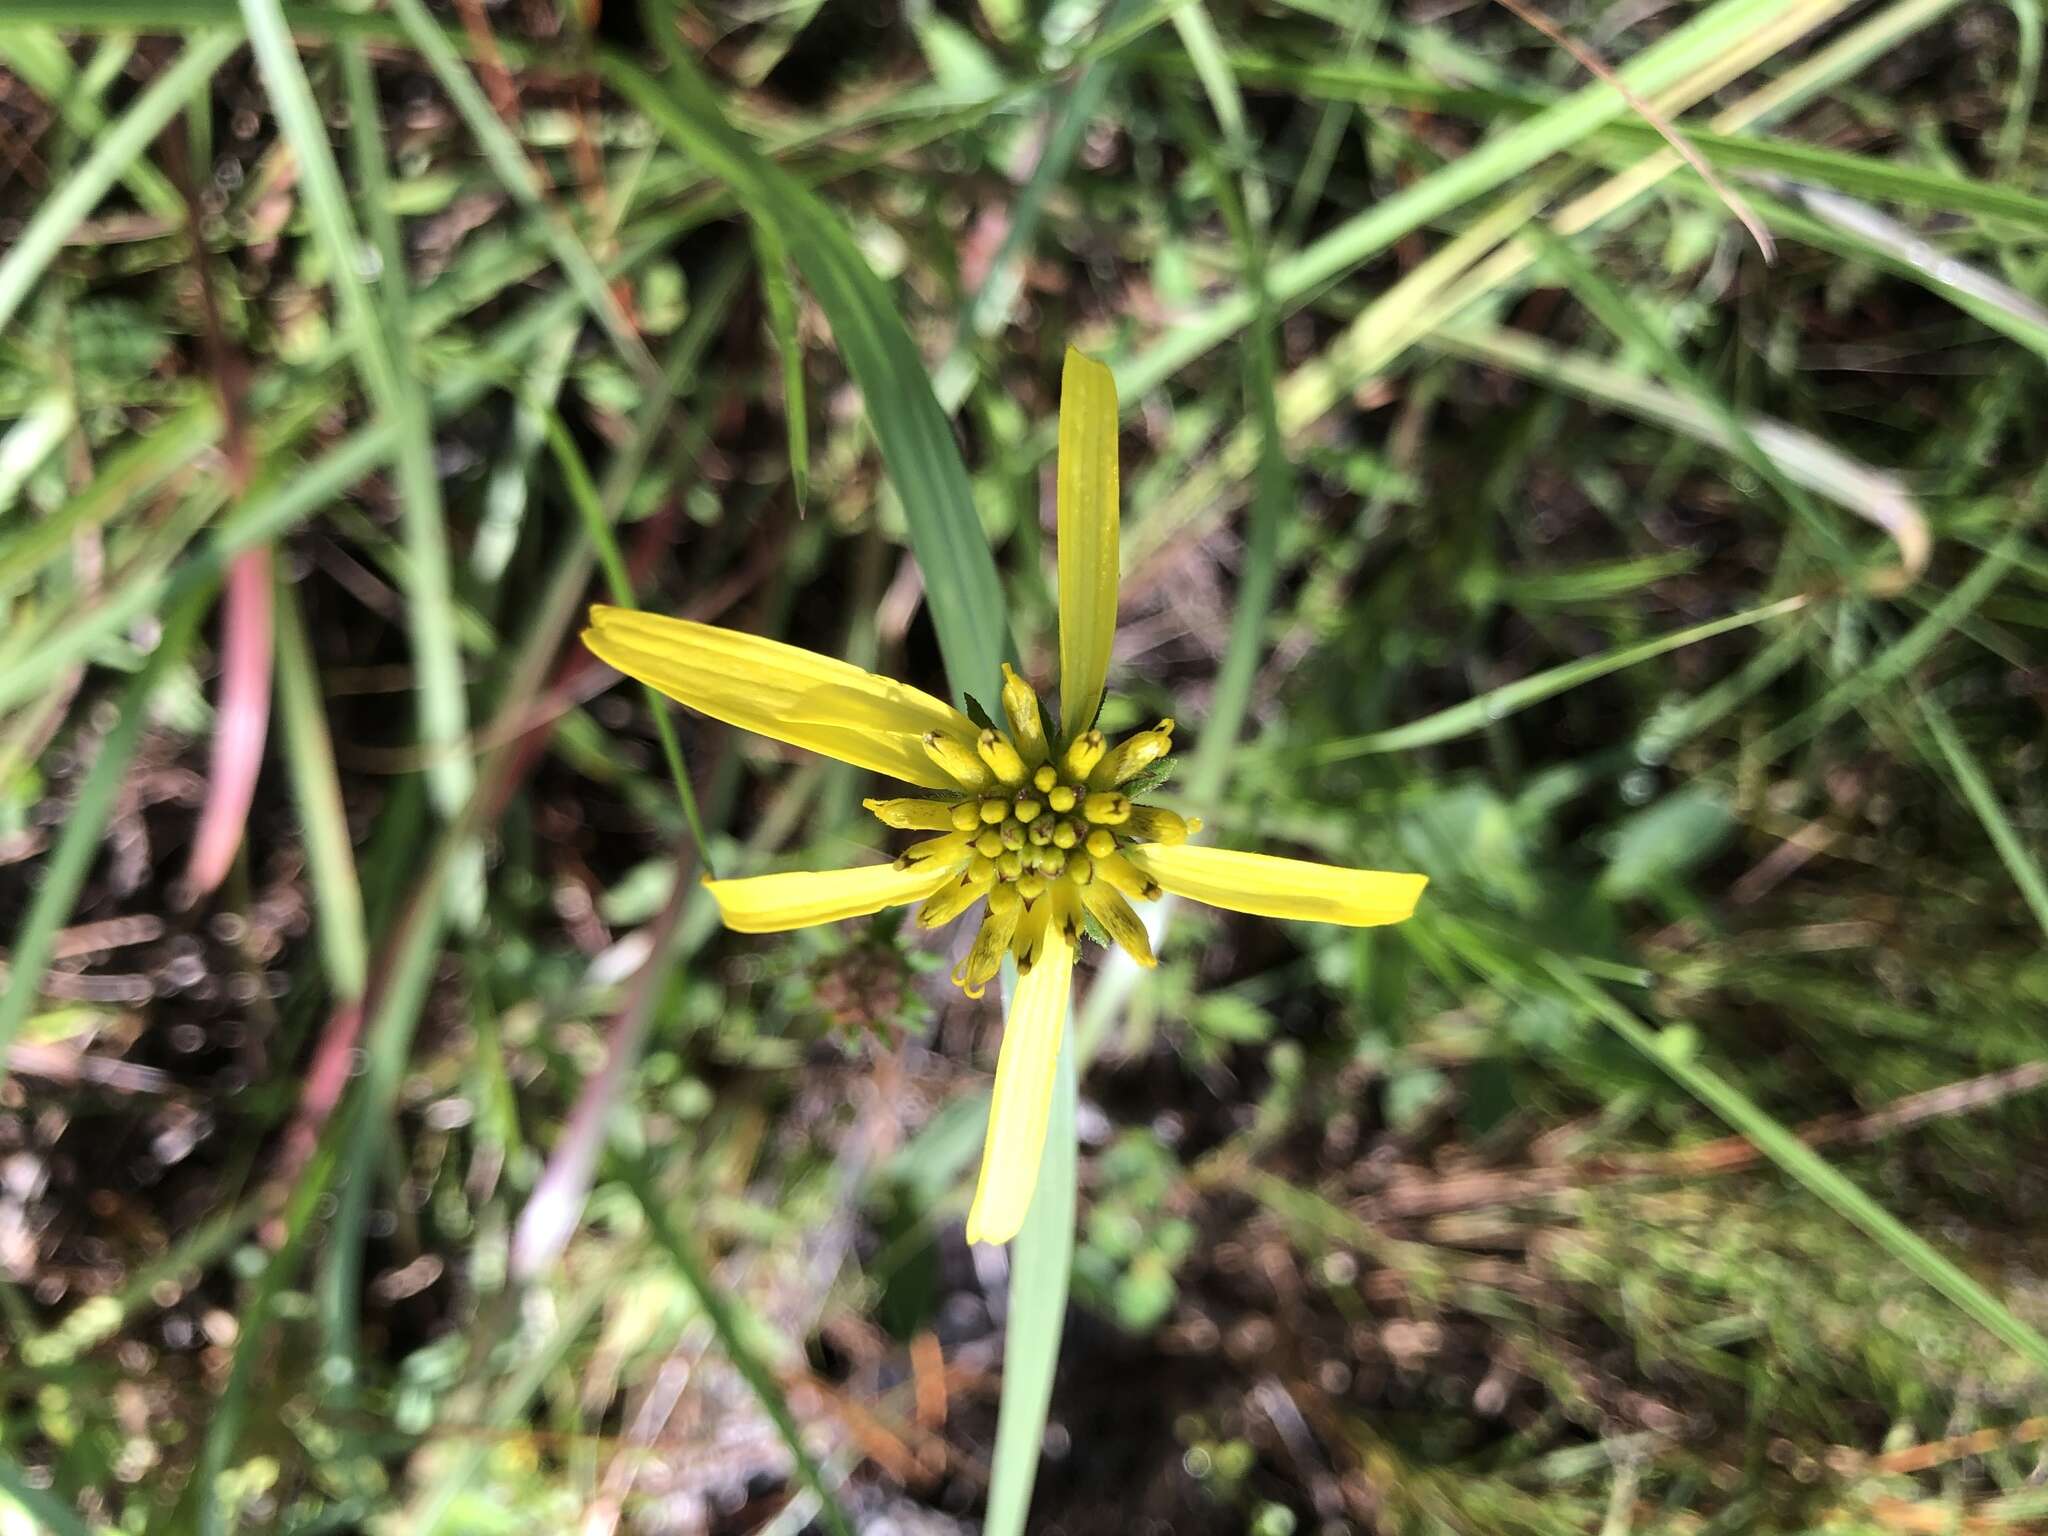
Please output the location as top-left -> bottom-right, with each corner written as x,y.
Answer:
1095,851 -> 1162,901
977,727 -> 1029,787
1061,730 -> 1106,781
1001,664 -> 1049,764
1124,806 -> 1190,845
923,731 -> 993,790
953,884 -> 1023,997
1079,882 -> 1156,967
896,831 -> 973,869
865,797 -> 959,832
918,864 -> 992,927
1082,791 -> 1130,825
1093,719 -> 1175,787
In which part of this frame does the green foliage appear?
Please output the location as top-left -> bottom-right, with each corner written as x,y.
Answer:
4,2 -> 2047,1534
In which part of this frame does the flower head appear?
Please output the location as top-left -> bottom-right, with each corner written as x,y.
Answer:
582,348 -> 1426,1245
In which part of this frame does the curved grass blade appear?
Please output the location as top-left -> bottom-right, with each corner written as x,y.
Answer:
0,30 -> 239,337
1315,594 -> 1810,760
0,583 -> 210,1091
1551,961 -> 2048,1378
620,1157 -> 857,1536
606,40 -> 1009,704
239,0 -> 473,817
983,1019 -> 1077,1536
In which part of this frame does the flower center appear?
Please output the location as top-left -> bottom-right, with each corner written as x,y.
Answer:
860,666 -> 1198,997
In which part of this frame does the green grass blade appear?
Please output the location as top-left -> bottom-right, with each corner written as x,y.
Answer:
239,0 -> 473,816
273,575 -> 369,1002
0,31 -> 239,337
983,1027 -> 1077,1536
382,0 -> 658,383
1552,961 -> 2048,1378
620,1157 -> 857,1536
0,582 -> 210,1091
606,44 -> 1009,704
0,1451 -> 92,1536
1915,691 -> 2048,940
1315,594 -> 1810,760
1117,0 -> 1837,398
750,216 -> 812,510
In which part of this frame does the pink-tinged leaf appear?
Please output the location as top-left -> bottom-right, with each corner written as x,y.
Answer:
182,547 -> 275,902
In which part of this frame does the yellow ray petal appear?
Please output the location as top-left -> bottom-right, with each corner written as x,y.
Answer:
964,924 -> 1076,1246
704,859 -> 959,934
583,605 -> 976,789
1125,843 -> 1428,927
1056,347 -> 1119,740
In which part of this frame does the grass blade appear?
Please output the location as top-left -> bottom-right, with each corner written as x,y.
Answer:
0,582 -> 210,1089
0,30 -> 238,337
1551,961 -> 2048,1378
621,1157 -> 857,1536
983,1028 -> 1077,1536
606,40 -> 1010,705
239,0 -> 473,816
1315,594 -> 1810,760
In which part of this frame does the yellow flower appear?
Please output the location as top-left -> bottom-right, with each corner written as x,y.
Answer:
582,348 -> 1427,1246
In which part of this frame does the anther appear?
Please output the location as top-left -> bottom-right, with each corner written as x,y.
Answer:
866,797 -> 959,832
922,731 -> 992,790
1001,664 -> 1049,765
1092,719 -> 1176,788
977,727 -> 1029,787
1061,730 -> 1106,781
1082,791 -> 1131,825
1124,806 -> 1191,845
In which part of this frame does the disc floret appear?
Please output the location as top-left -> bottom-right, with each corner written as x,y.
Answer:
861,666 -> 1196,999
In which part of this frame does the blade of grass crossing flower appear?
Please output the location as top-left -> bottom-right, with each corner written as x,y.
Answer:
750,217 -> 812,510
1315,594 -> 1810,760
240,0 -> 473,818
0,29 -> 238,337
620,1158 -> 856,1536
274,576 -> 369,1003
1549,961 -> 2048,1376
984,985 -> 1079,1536
606,40 -> 1009,705
0,583 -> 209,1090
1056,348 -> 1120,738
